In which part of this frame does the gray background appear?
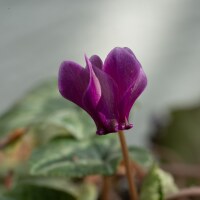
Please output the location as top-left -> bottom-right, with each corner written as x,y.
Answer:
1,0 -> 200,146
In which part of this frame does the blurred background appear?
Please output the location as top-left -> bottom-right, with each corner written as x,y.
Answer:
1,0 -> 200,146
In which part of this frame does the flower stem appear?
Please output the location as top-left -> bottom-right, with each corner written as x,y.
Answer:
118,130 -> 138,200
101,176 -> 111,200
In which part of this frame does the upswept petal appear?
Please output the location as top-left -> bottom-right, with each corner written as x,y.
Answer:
83,56 -> 102,112
119,68 -> 147,120
58,61 -> 89,108
123,47 -> 134,55
83,56 -> 119,135
89,55 -> 103,69
93,66 -> 119,134
103,47 -> 141,99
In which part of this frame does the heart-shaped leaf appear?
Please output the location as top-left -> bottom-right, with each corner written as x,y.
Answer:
29,135 -> 119,177
29,135 -> 154,177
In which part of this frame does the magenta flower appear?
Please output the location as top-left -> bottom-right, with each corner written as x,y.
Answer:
58,47 -> 147,135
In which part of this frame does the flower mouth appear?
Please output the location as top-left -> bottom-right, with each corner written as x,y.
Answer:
96,122 -> 133,135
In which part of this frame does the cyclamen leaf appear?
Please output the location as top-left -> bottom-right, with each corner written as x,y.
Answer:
157,167 -> 179,197
140,165 -> 178,200
3,184 -> 75,200
128,146 -> 154,170
1,176 -> 97,200
10,177 -> 97,200
0,197 -> 14,200
0,79 -> 95,142
29,135 -> 119,177
29,135 -> 154,177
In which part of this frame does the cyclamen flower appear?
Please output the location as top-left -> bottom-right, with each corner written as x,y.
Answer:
58,47 -> 147,135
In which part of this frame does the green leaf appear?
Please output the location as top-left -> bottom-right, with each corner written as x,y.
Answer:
29,134 -> 154,177
140,165 -> 178,200
2,177 -> 97,200
156,167 -> 178,198
76,183 -> 97,200
128,146 -> 154,169
0,79 -> 96,176
140,165 -> 163,200
29,135 -> 120,177
1,176 -> 97,200
0,79 -> 95,142
0,196 -> 14,200
4,184 -> 75,200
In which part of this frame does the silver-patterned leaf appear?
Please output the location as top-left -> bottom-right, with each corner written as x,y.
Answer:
29,135 -> 154,177
140,165 -> 178,200
0,79 -> 95,142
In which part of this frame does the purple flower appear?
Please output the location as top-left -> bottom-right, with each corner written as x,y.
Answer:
58,47 -> 147,135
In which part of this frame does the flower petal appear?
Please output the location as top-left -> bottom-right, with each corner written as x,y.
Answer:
89,55 -> 103,69
83,56 -> 119,135
83,56 -> 102,111
119,68 -> 147,120
103,47 -> 141,99
58,61 -> 89,108
123,47 -> 134,55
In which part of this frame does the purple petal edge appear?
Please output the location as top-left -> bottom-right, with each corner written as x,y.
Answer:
58,61 -> 89,109
103,47 -> 141,98
89,55 -> 103,69
119,68 -> 147,120
83,56 -> 101,111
